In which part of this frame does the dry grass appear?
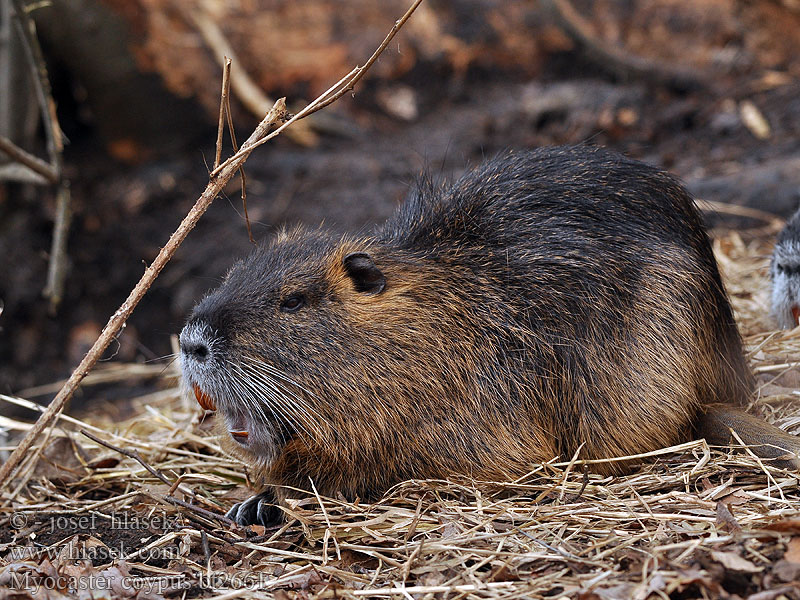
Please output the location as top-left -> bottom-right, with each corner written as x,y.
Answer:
1,225 -> 799,599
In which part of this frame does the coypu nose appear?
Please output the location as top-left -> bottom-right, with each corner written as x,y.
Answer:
179,322 -> 215,364
182,340 -> 210,362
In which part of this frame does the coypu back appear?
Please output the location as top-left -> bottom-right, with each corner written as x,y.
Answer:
382,145 -> 753,415
182,146 -> 764,524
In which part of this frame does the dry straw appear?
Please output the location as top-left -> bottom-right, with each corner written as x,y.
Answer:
1,224 -> 799,599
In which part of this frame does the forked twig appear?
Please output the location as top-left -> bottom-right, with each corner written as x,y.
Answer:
8,0 -> 70,311
9,0 -> 61,175
0,98 -> 287,492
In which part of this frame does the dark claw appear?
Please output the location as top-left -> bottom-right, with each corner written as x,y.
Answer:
225,490 -> 281,527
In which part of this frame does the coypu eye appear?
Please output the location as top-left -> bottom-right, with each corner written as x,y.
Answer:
281,294 -> 305,313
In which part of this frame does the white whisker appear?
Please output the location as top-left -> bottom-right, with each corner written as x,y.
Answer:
233,359 -> 327,443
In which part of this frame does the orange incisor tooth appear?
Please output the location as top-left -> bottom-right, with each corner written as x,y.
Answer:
193,385 -> 216,411
230,430 -> 249,440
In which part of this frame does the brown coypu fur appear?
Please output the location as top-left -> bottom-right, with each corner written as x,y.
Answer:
180,145 -> 800,526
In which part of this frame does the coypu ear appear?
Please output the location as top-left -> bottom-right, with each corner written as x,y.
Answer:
343,252 -> 386,295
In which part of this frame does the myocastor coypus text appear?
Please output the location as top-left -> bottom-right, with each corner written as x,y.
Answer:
771,206 -> 800,329
180,145 -> 800,527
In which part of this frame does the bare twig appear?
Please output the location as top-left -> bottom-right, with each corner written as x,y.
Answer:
42,184 -> 72,310
162,494 -> 237,528
696,198 -> 784,226
81,429 -> 172,487
0,163 -> 49,184
214,58 -> 232,170
0,133 -> 58,183
0,0 -> 12,135
0,0 -> 424,491
201,530 -> 211,569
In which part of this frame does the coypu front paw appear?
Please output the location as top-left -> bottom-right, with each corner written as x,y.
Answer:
226,490 -> 281,527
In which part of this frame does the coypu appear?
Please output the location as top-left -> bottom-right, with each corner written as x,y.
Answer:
771,206 -> 800,329
180,145 -> 800,527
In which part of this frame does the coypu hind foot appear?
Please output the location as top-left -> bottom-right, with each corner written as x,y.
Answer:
180,145 -> 800,526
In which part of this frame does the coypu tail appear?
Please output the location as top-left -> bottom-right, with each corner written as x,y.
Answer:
698,404 -> 800,469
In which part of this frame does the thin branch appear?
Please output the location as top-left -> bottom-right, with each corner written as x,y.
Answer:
81,429 -> 172,487
0,163 -> 49,184
0,133 -> 58,183
161,494 -> 237,528
0,0 -> 424,492
42,183 -> 72,311
214,58 -> 232,170
0,0 -> 13,133
210,0 -> 425,178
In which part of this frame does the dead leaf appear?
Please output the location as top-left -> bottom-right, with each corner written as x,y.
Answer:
32,436 -> 88,484
670,569 -> 724,595
440,520 -> 460,539
710,550 -> 762,573
718,489 -> 750,506
715,501 -> 742,533
488,563 -> 518,582
773,559 -> 800,583
785,536 -> 800,564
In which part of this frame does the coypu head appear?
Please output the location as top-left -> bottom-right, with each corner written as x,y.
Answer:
771,207 -> 800,329
179,226 -> 399,469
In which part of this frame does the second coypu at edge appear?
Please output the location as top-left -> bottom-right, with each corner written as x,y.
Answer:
180,145 -> 800,527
